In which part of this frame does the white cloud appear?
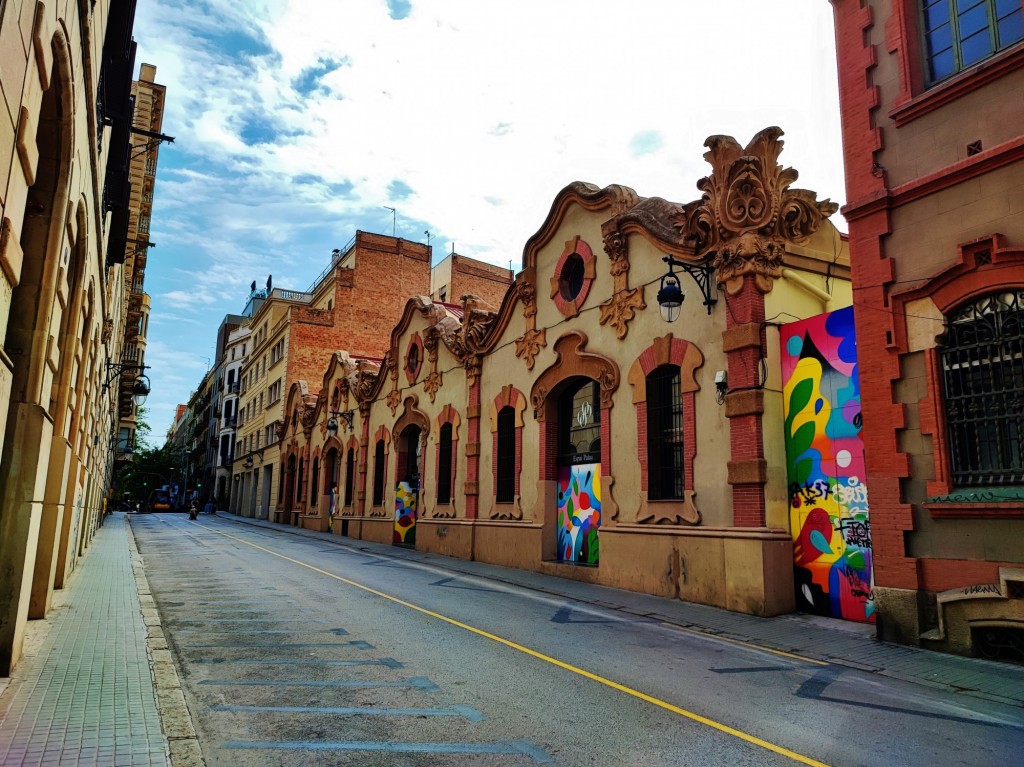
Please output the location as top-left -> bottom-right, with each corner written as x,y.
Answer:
134,0 -> 846,434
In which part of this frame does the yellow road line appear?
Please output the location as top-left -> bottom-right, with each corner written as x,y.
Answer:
659,623 -> 829,666
200,524 -> 832,767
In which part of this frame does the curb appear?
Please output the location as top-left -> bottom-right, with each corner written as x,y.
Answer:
127,518 -> 206,767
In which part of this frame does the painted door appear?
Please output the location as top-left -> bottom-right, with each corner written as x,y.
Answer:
394,481 -> 417,546
781,306 -> 875,623
557,463 -> 601,564
556,380 -> 602,565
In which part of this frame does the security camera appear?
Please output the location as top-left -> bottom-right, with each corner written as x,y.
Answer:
714,370 -> 727,385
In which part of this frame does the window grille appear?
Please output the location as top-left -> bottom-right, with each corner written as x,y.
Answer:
373,440 -> 385,505
940,291 -> 1024,486
496,407 -> 516,502
344,448 -> 355,506
647,365 -> 685,500
437,424 -> 453,504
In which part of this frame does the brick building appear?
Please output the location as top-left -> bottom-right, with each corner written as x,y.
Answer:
831,0 -> 1024,657
229,233 -> 514,520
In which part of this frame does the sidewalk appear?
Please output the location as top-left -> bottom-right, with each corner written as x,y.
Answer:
0,513 -> 170,767
218,511 -> 1024,710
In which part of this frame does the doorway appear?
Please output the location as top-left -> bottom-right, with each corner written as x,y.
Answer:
556,379 -> 602,564
394,425 -> 421,547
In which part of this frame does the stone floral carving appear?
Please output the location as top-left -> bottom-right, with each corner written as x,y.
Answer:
603,229 -> 630,277
679,126 -> 838,295
599,287 -> 646,340
517,278 -> 537,319
515,328 -> 546,370
386,388 -> 401,415
424,370 -> 442,403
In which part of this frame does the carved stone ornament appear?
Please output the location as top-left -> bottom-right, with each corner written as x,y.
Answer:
424,370 -> 442,403
679,126 -> 838,295
489,499 -> 523,521
386,388 -> 401,415
102,319 -> 113,344
517,278 -> 537,319
514,328 -> 547,370
603,229 -> 629,277
463,354 -> 482,387
598,287 -> 646,340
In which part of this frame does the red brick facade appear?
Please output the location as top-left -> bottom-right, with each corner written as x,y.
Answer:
832,0 -> 1024,651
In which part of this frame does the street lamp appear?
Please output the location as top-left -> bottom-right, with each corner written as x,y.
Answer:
656,256 -> 716,321
103,361 -> 152,406
326,409 -> 354,437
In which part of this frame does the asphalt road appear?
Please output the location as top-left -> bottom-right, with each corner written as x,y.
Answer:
129,514 -> 1024,767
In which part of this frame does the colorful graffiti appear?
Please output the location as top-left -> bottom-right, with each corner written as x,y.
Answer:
328,484 -> 337,533
557,463 -> 601,564
394,481 -> 417,546
781,306 -> 874,623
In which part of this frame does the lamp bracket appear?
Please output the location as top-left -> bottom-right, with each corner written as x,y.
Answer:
103,362 -> 150,390
662,256 -> 717,315
327,409 -> 355,434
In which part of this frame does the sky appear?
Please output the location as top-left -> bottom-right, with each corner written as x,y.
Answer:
131,0 -> 847,439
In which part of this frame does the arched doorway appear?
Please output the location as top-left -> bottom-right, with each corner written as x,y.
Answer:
394,424 -> 422,547
556,379 -> 602,564
284,454 -> 297,521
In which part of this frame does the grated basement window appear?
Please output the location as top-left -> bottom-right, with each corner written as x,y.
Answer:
972,625 -> 1024,664
940,291 -> 1024,487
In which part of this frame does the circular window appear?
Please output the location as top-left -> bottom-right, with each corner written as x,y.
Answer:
559,252 -> 586,301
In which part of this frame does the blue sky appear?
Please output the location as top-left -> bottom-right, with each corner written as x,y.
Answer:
131,0 -> 846,438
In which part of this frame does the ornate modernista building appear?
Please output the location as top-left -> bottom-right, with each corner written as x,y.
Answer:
266,129 -> 852,618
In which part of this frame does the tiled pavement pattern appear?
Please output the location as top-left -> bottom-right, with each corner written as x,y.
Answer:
0,513 -> 168,767
220,512 -> 1024,710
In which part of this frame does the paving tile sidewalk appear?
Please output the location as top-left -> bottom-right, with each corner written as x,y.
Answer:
0,512 -> 169,767
217,511 -> 1024,710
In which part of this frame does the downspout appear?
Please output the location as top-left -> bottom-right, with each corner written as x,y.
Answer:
780,268 -> 834,311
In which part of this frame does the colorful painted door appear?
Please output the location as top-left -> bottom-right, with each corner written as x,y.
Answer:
557,463 -> 601,564
394,481 -> 417,546
781,306 -> 875,623
556,380 -> 602,565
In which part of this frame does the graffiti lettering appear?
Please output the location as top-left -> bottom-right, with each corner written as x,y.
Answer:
836,518 -> 872,549
788,479 -> 833,506
832,477 -> 868,511
843,568 -> 875,601
961,583 -> 1001,596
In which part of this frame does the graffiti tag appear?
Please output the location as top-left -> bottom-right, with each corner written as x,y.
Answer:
788,479 -> 833,507
844,568 -> 874,601
836,518 -> 872,549
961,584 -> 1001,596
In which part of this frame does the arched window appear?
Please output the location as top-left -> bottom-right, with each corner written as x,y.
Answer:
297,457 -> 305,502
437,423 -> 453,504
311,457 -> 319,507
373,439 -> 386,505
344,447 -> 356,506
646,365 -> 684,500
496,406 -> 516,503
940,291 -> 1024,486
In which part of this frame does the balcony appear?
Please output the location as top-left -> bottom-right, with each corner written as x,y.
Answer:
227,381 -> 240,394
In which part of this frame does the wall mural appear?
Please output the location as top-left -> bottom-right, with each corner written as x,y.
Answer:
557,463 -> 601,564
394,481 -> 417,546
780,306 -> 874,623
